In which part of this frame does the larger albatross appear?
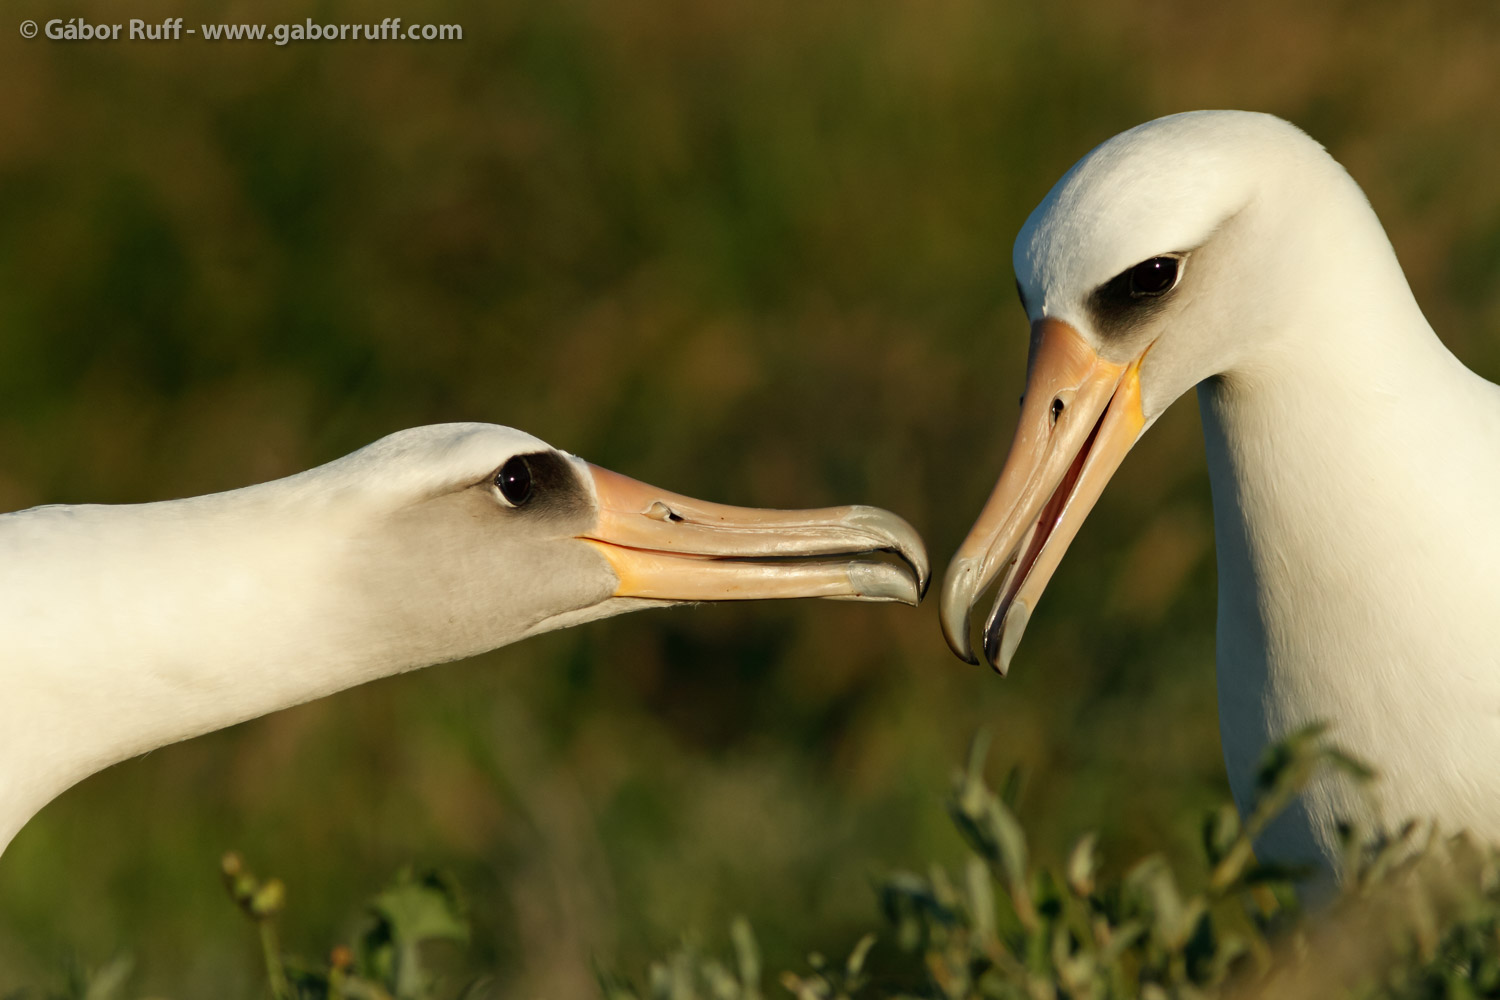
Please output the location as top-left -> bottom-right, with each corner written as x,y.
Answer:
940,110 -> 1500,868
0,422 -> 928,855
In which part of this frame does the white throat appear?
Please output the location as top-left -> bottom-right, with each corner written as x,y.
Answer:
1199,280 -> 1500,863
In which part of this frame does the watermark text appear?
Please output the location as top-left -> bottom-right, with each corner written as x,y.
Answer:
20,18 -> 463,45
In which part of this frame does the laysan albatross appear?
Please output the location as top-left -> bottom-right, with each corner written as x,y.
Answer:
940,110 -> 1500,869
0,422 -> 928,855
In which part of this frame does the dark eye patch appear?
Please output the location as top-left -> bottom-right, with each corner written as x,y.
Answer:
1087,253 -> 1186,336
490,451 -> 591,522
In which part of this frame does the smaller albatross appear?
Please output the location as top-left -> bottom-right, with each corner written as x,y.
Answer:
940,110 -> 1500,870
0,422 -> 928,855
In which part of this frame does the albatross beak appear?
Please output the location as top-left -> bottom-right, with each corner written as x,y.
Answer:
579,466 -> 931,606
940,318 -> 1149,672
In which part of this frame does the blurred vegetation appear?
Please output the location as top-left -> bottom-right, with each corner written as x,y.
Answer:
1,0 -> 1499,996
31,730 -> 1500,999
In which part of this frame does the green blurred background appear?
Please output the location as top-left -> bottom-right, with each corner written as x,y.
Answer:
1,0 -> 1498,994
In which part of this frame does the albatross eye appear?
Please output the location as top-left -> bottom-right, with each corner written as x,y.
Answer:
495,456 -> 533,506
1129,256 -> 1181,297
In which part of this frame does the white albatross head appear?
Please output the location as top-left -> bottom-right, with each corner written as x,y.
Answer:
290,422 -> 932,647
939,109 -> 1417,670
0,422 -> 928,851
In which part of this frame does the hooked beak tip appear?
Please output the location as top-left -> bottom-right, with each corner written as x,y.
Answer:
834,509 -> 924,602
939,557 -> 982,664
907,555 -> 932,605
948,634 -> 981,666
846,561 -> 923,606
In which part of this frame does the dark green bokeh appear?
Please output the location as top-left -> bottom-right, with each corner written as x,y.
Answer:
1,0 -> 1497,995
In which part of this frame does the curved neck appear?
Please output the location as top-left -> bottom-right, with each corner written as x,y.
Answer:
1195,163 -> 1484,644
1197,270 -> 1485,633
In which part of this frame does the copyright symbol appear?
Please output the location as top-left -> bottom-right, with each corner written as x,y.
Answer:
19,19 -> 38,38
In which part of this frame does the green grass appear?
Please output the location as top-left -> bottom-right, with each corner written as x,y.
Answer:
24,729 -> 1500,1000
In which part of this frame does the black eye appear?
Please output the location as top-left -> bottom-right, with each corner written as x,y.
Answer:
1129,256 -> 1180,297
495,455 -> 533,506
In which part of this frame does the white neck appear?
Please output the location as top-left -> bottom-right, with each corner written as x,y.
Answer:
1198,273 -> 1500,862
0,474 -> 616,852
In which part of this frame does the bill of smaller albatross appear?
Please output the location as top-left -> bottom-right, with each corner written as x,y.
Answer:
939,110 -> 1500,871
0,422 -> 928,855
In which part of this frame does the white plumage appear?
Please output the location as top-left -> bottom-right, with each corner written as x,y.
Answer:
0,422 -> 927,854
941,111 -> 1500,868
